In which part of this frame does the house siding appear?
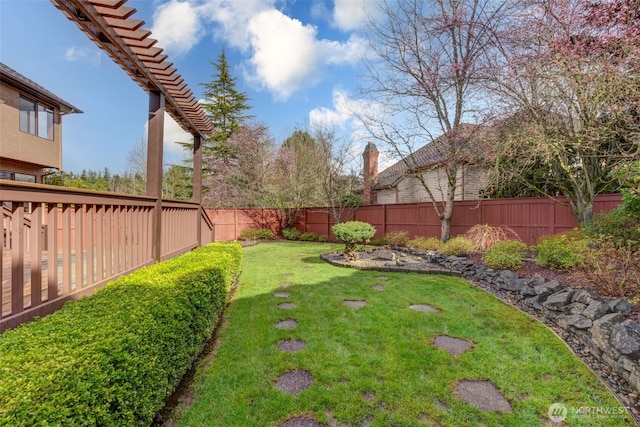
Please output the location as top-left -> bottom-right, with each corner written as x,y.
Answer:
0,80 -> 63,179
373,165 -> 487,204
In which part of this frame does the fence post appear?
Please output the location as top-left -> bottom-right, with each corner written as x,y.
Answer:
146,90 -> 165,262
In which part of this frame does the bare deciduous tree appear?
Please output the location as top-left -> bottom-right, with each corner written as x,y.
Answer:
358,0 -> 506,241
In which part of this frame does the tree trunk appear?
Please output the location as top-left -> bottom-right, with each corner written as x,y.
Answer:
441,215 -> 451,242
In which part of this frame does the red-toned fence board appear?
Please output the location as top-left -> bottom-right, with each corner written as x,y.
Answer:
206,194 -> 622,245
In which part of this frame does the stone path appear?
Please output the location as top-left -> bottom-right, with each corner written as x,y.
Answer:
272,264 -> 512,427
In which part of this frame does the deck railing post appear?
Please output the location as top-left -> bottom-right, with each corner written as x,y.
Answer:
193,134 -> 203,247
146,90 -> 165,262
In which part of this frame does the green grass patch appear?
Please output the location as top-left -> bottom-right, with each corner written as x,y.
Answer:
179,242 -> 631,427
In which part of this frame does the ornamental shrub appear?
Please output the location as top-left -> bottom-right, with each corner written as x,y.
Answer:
441,236 -> 474,256
239,228 -> 275,240
282,228 -> 301,240
464,224 -> 520,251
482,240 -> 528,271
406,236 -> 443,251
535,230 -> 590,269
0,243 -> 241,427
299,232 -> 319,241
585,209 -> 640,252
332,221 -> 376,261
370,236 -> 388,246
384,230 -> 409,246
317,234 -> 329,242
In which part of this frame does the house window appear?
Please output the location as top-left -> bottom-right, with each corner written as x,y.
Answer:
19,95 -> 54,140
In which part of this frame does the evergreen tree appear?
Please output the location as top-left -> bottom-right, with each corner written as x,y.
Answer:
200,49 -> 253,162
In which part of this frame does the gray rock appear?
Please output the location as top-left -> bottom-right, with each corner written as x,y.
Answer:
591,313 -> 626,352
534,279 -> 563,299
608,298 -> 632,314
499,270 -> 519,281
563,302 -> 586,315
520,286 -> 537,297
543,290 -> 574,311
629,366 -> 640,392
611,320 -> 640,360
583,301 -> 611,320
557,314 -> 592,330
374,250 -> 397,261
528,276 -> 548,286
618,356 -> 635,372
498,279 -> 526,292
572,289 -> 594,304
525,296 -> 542,311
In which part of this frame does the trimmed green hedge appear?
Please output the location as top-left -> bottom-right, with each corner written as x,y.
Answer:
0,242 -> 242,427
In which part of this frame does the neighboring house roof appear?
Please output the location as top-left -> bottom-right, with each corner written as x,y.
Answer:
373,124 -> 490,190
0,62 -> 83,115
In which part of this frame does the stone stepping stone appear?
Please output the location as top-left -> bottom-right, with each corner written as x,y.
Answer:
274,290 -> 291,298
280,273 -> 294,278
277,416 -> 322,427
275,369 -> 313,395
278,339 -> 307,353
275,319 -> 298,330
374,276 -> 389,281
278,302 -> 297,310
371,284 -> 385,291
454,380 -> 512,412
410,304 -> 439,313
343,299 -> 367,309
278,282 -> 292,287
433,335 -> 474,355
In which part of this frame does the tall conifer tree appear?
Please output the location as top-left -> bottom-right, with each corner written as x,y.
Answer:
200,49 -> 252,162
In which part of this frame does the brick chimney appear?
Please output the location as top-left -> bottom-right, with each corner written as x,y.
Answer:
362,142 -> 379,205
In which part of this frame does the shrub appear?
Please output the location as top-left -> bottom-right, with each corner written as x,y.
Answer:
441,236 -> 474,256
332,221 -> 376,261
574,238 -> 640,298
384,230 -> 409,246
585,209 -> 640,252
464,224 -> 520,251
299,232 -> 319,241
482,240 -> 528,271
317,234 -> 329,242
534,230 -> 590,269
282,228 -> 301,240
406,236 -> 443,251
239,228 -> 275,240
370,236 -> 388,246
0,243 -> 242,427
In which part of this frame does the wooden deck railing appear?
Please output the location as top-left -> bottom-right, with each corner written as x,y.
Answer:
1,180 -> 214,332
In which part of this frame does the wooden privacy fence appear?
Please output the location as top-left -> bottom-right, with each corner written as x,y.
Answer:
207,194 -> 622,245
1,180 -> 214,332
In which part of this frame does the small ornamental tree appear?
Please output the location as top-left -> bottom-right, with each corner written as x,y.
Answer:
332,221 -> 376,261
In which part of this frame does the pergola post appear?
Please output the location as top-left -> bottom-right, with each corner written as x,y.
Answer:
147,90 -> 165,262
192,134 -> 203,245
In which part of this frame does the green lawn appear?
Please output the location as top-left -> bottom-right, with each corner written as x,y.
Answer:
176,242 -> 631,427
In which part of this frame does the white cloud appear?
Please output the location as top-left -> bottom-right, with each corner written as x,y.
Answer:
163,113 -> 193,158
309,88 -> 368,129
333,0 -> 369,31
198,0 -> 274,51
149,0 -> 367,100
246,12 -> 367,100
150,0 -> 204,55
64,46 -> 101,65
246,10 -> 322,100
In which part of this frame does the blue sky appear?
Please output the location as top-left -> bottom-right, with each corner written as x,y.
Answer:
0,0 -> 379,174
